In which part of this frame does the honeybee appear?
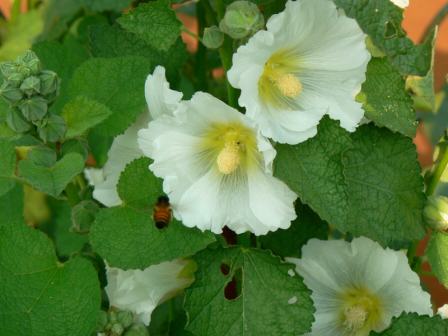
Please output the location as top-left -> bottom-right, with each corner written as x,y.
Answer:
153,195 -> 172,229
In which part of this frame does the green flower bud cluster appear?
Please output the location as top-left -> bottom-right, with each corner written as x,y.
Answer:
0,50 -> 65,142
97,309 -> 149,336
219,1 -> 264,40
424,195 -> 448,231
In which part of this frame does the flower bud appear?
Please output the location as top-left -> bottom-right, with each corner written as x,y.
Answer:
71,200 -> 99,234
16,50 -> 41,75
117,311 -> 134,329
110,323 -> 124,335
424,196 -> 448,231
0,62 -> 18,77
96,311 -> 109,332
6,73 -> 25,88
19,96 -> 48,122
37,114 -> 66,142
123,324 -> 149,336
0,81 -> 24,103
202,26 -> 224,49
6,108 -> 31,133
219,1 -> 264,39
39,70 -> 60,96
20,76 -> 41,96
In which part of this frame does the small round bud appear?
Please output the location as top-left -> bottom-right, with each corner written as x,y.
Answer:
20,76 -> 41,96
123,324 -> 149,336
110,323 -> 125,335
19,97 -> 48,122
16,50 -> 41,75
424,195 -> 448,231
71,200 -> 99,234
6,73 -> 25,88
117,311 -> 134,329
0,62 -> 18,77
37,114 -> 66,142
202,26 -> 224,49
6,108 -> 31,133
219,1 -> 264,39
39,70 -> 60,96
0,81 -> 24,103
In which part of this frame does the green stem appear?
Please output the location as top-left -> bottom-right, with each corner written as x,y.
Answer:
181,26 -> 200,40
426,143 -> 448,196
421,4 -> 448,43
218,37 -> 239,108
195,2 -> 208,92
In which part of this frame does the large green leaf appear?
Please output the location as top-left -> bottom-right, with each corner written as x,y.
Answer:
275,119 -> 425,246
0,223 -> 100,336
334,0 -> 433,76
90,206 -> 215,270
68,56 -> 152,136
427,231 -> 448,289
117,0 -> 182,51
184,247 -> 315,336
342,125 -> 425,245
360,58 -> 416,137
373,313 -> 448,335
62,96 -> 112,138
0,184 -> 23,227
0,139 -> 16,196
89,24 -> 187,77
18,153 -> 85,197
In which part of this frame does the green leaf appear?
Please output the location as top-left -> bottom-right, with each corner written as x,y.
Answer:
342,125 -> 425,245
360,58 -> 417,138
84,0 -> 133,11
0,184 -> 23,227
275,119 -> 425,246
68,56 -> 152,136
149,294 -> 193,336
259,203 -> 328,258
373,313 -> 448,335
334,0 -> 432,76
275,118 -> 351,229
28,146 -> 57,167
18,152 -> 85,197
427,231 -> 448,288
117,157 -> 162,210
0,223 -> 100,336
184,247 -> 315,336
0,139 -> 16,196
90,206 -> 215,269
118,0 -> 182,51
89,24 -> 187,77
62,96 -> 112,138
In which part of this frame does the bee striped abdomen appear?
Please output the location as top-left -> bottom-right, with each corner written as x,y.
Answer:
154,195 -> 172,229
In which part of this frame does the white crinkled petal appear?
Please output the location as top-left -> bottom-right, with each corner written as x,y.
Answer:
390,0 -> 409,8
228,0 -> 370,144
145,65 -> 183,119
438,304 -> 448,319
290,237 -> 432,335
105,260 -> 193,326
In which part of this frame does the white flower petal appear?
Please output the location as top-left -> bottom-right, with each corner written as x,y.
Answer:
438,304 -> 448,319
105,259 -> 194,326
229,0 -> 370,144
145,65 -> 183,119
390,0 -> 409,9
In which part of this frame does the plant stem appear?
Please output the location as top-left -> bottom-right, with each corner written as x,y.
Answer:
426,142 -> 448,196
421,4 -> 448,43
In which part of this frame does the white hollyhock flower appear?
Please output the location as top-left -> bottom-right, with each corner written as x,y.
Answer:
390,0 -> 409,8
288,237 -> 432,336
105,259 -> 195,326
90,66 -> 182,207
138,92 -> 297,235
227,0 -> 370,144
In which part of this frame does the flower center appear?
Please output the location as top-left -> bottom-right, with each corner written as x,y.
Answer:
339,287 -> 383,335
216,141 -> 241,174
274,73 -> 302,98
258,49 -> 302,108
